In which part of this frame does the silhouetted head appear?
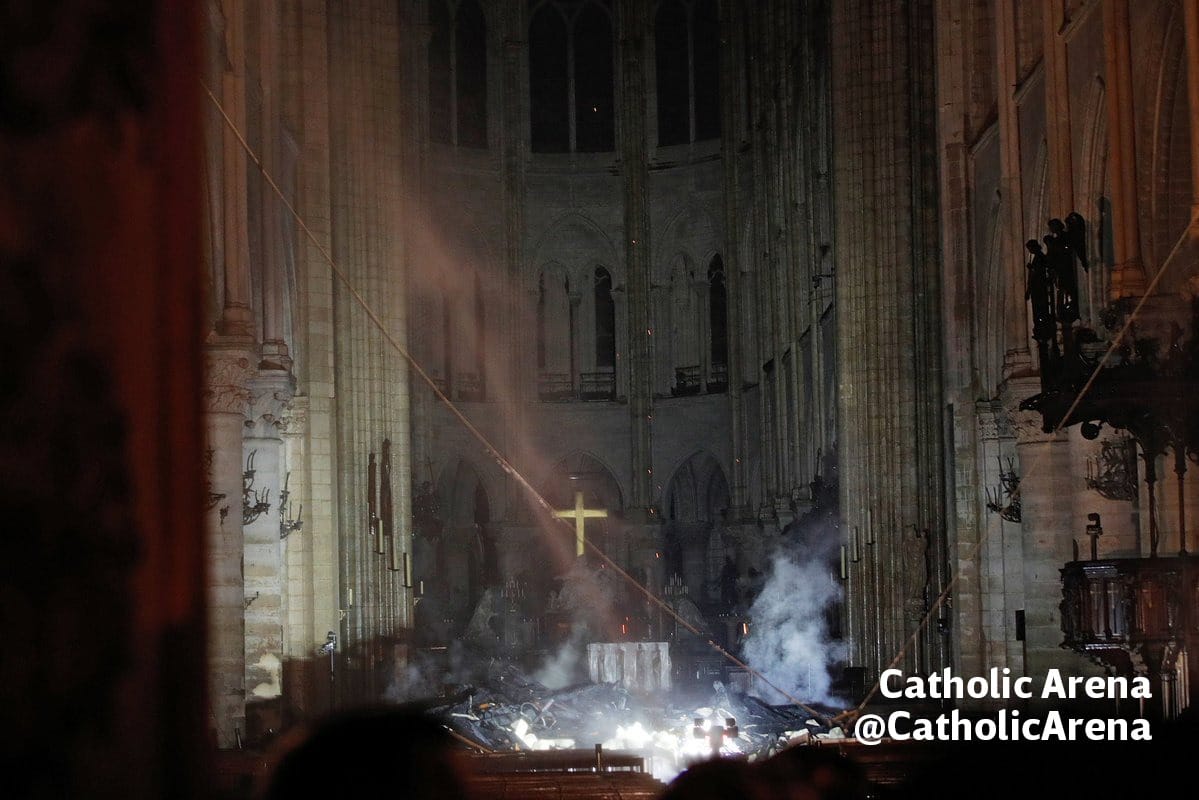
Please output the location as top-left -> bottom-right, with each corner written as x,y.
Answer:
1048,217 -> 1065,233
758,745 -> 869,800
261,707 -> 472,800
660,758 -> 768,800
1026,239 -> 1042,254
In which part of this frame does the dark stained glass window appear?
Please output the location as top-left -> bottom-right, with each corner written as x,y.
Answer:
529,5 -> 569,152
427,0 -> 488,148
655,1 -> 689,146
574,4 -> 614,152
456,0 -> 488,148
530,1 -> 614,154
693,0 -> 721,141
655,0 -> 721,145
428,0 -> 452,143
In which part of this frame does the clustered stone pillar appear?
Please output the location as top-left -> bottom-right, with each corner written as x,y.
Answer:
497,0 -> 532,523
719,0 -> 750,521
327,0 -> 413,703
243,373 -> 293,738
203,0 -> 259,749
1183,0 -> 1199,212
619,0 -> 655,519
203,347 -> 254,747
1103,0 -> 1146,298
1004,378 -> 1088,679
215,0 -> 254,341
832,0 -> 946,679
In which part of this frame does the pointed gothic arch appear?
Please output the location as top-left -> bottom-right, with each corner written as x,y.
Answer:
435,458 -> 498,619
660,450 -> 731,604
530,212 -> 622,283
662,450 -> 730,523
543,451 -> 625,513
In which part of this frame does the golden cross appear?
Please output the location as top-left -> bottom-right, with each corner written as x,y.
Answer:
553,491 -> 608,557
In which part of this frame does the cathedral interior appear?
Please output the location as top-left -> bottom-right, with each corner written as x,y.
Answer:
4,0 -> 1199,796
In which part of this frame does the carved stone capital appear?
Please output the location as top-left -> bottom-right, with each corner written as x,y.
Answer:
279,395 -> 309,437
203,348 -> 254,415
975,399 -> 1014,442
245,370 -> 295,437
1007,407 -> 1069,445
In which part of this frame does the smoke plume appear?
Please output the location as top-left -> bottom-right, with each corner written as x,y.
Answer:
742,526 -> 845,705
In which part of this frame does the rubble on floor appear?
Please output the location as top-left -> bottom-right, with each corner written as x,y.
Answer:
421,658 -> 845,782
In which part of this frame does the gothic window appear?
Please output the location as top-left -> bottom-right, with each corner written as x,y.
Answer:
537,269 -> 573,399
692,0 -> 719,140
529,5 -> 569,152
655,0 -> 721,146
594,267 -> 616,368
428,0 -> 488,148
573,4 -> 615,152
655,2 -> 688,146
529,1 -> 615,153
708,255 -> 727,369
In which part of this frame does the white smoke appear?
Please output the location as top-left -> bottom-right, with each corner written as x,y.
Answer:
742,541 -> 845,706
533,625 -> 585,689
533,563 -> 618,689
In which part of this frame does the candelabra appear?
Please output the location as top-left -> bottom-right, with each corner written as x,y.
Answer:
203,448 -> 226,511
242,450 -> 271,526
278,470 -> 303,539
984,457 -> 1021,523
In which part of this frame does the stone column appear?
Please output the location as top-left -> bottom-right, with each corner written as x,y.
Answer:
499,0 -> 531,519
1102,0 -> 1146,298
1004,377 -> 1096,680
216,0 -> 254,339
995,0 -> 1031,376
243,372 -> 293,739
618,0 -> 655,514
975,403 -> 1024,681
256,0 -> 291,371
327,0 -> 412,702
719,0 -> 749,518
203,347 -> 254,747
275,0 -> 342,718
278,396 -> 307,674
1042,0 -> 1075,216
832,0 -> 945,679
1183,0 -> 1199,212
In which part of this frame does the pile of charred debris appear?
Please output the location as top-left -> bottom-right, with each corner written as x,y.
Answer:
414,657 -> 846,780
